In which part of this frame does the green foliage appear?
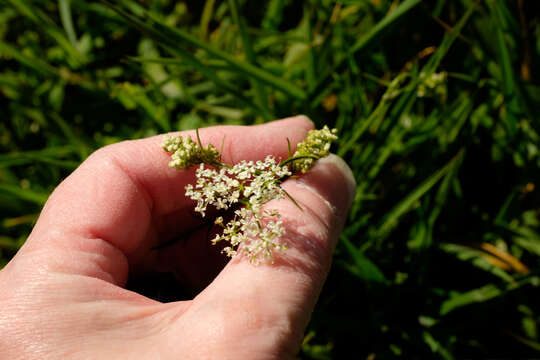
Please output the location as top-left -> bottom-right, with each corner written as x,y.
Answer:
2,0 -> 540,357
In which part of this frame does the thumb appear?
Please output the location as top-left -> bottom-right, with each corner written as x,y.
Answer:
184,154 -> 356,356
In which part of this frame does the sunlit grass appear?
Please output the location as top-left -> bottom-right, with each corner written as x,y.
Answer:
1,0 -> 540,358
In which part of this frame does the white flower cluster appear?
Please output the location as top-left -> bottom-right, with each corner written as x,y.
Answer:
213,208 -> 286,264
293,126 -> 338,173
185,156 -> 291,263
161,134 -> 220,169
162,126 -> 339,264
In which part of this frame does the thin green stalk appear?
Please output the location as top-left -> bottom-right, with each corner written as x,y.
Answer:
103,4 -> 271,117
58,0 -> 78,48
310,0 -> 423,102
227,0 -> 270,119
100,0 -> 306,101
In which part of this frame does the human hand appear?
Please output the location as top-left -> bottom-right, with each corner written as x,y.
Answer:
0,116 -> 355,359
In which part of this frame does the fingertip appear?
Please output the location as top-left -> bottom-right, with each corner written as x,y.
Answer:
300,154 -> 356,216
282,154 -> 355,230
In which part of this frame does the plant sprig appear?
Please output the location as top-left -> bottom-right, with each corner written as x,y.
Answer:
162,126 -> 338,264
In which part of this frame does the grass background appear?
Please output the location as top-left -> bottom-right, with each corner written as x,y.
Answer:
2,0 -> 540,358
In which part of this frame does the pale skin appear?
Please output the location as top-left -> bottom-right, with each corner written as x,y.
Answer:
0,116 -> 356,359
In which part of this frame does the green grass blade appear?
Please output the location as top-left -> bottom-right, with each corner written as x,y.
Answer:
423,4 -> 477,75
337,72 -> 411,157
444,95 -> 474,144
3,214 -> 39,228
58,0 -> 78,48
440,276 -> 539,316
262,0 -> 286,30
350,0 -> 422,54
7,0 -> 83,65
100,0 -> 306,100
200,0 -> 216,40
0,183 -> 49,205
50,113 -> 89,160
304,5 -> 316,92
440,243 -> 514,283
0,236 -> 22,251
497,222 -> 540,256
311,0 -> 422,98
161,46 -> 272,118
101,4 -> 272,118
507,333 -> 540,352
423,331 -> 455,360
487,0 -> 520,134
340,236 -> 387,284
227,0 -> 270,117
513,237 -> 540,257
0,41 -> 60,77
0,155 -> 79,169
425,153 -> 463,247
376,151 -> 464,242
145,14 -> 306,101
